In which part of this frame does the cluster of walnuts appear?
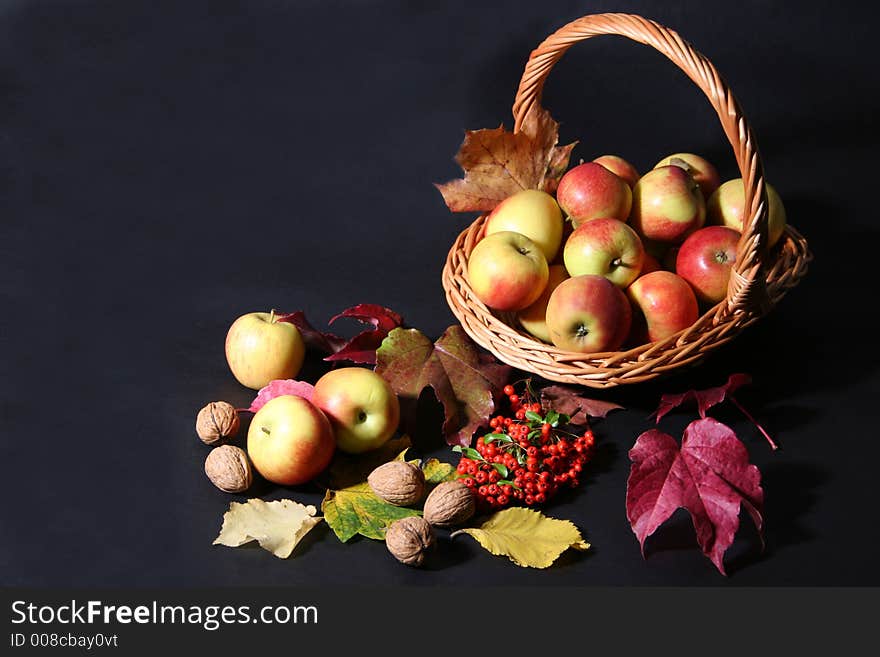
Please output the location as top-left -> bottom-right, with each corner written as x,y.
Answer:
196,401 -> 252,493
368,461 -> 476,567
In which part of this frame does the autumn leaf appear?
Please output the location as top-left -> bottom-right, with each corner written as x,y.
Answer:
246,379 -> 315,413
435,106 -> 577,213
320,436 -> 457,542
625,417 -> 765,575
652,373 -> 777,450
213,499 -> 321,559
324,304 -> 404,365
539,384 -> 624,425
451,507 -> 589,568
276,304 -> 403,365
375,326 -> 512,446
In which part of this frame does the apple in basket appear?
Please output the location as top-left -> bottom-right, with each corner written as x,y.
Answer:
631,165 -> 706,243
675,225 -> 742,304
563,217 -> 646,288
545,275 -> 632,353
707,178 -> 787,247
484,189 -> 564,261
556,162 -> 632,227
654,153 -> 721,198
593,155 -> 640,188
627,270 -> 700,344
467,231 -> 549,312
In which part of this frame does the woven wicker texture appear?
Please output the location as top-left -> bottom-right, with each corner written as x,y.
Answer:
441,13 -> 812,388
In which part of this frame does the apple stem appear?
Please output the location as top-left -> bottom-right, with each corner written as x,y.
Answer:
730,395 -> 778,451
261,426 -> 271,436
269,308 -> 276,323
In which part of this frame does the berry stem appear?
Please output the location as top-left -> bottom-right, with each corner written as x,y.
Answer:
730,395 -> 778,451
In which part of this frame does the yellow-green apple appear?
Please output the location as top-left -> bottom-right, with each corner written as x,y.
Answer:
627,271 -> 699,344
485,189 -> 563,261
593,155 -> 640,188
675,226 -> 741,304
707,179 -> 787,247
545,275 -> 632,353
563,217 -> 645,288
225,311 -> 306,390
631,165 -> 706,243
467,231 -> 549,311
517,265 -> 569,343
556,162 -> 632,227
312,367 -> 400,454
654,153 -> 721,198
247,395 -> 335,485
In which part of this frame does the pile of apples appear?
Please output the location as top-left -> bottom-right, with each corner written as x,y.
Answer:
467,153 -> 786,352
224,312 -> 401,485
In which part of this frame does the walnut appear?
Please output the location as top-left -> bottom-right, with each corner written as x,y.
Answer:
205,445 -> 253,493
196,401 -> 240,445
423,481 -> 475,527
367,461 -> 426,506
385,516 -> 435,567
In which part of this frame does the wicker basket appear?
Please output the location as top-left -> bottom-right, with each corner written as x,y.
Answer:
442,13 -> 812,388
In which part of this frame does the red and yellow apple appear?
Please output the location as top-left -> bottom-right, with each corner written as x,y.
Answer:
225,311 -> 306,390
556,162 -> 632,227
467,231 -> 549,311
247,395 -> 335,485
707,179 -> 787,247
631,165 -> 706,243
545,275 -> 632,353
563,217 -> 645,288
627,271 -> 699,344
675,225 -> 741,304
313,367 -> 400,454
654,153 -> 721,199
517,264 -> 569,343
593,155 -> 640,188
485,189 -> 564,261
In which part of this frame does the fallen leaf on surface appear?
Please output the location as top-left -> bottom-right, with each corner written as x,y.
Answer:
375,326 -> 511,446
213,499 -> 321,559
451,507 -> 589,568
435,107 -> 577,213
246,379 -> 315,413
539,384 -> 624,425
625,417 -> 764,575
276,304 -> 403,365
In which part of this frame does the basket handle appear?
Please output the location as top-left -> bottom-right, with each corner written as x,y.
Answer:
512,13 -> 771,317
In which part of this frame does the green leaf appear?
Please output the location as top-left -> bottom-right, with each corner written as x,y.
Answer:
421,458 -> 457,485
545,410 -> 560,427
491,463 -> 509,478
322,482 -> 421,542
525,411 -> 543,423
497,479 -> 519,489
528,430 -> 540,440
484,433 -> 512,444
452,445 -> 484,461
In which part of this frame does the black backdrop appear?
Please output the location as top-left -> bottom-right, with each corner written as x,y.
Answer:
2,0 -> 878,587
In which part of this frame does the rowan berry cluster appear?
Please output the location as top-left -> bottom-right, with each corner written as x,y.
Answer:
453,383 -> 594,511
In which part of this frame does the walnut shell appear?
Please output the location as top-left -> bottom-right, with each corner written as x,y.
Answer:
367,461 -> 426,506
196,401 -> 240,445
385,516 -> 435,567
205,445 -> 253,493
423,481 -> 475,528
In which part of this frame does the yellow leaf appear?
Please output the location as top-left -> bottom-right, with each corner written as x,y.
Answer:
214,499 -> 321,559
451,507 -> 589,568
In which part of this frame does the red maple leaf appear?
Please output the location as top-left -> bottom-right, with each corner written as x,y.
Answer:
652,373 -> 777,450
276,304 -> 403,365
245,379 -> 315,413
626,417 -> 765,575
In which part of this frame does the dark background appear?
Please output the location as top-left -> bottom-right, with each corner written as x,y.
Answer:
1,0 -> 877,586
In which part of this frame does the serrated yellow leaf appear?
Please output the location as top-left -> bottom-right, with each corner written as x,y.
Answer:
452,507 -> 589,568
213,498 -> 321,559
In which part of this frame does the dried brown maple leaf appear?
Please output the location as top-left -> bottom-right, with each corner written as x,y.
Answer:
626,417 -> 764,575
435,107 -> 577,213
539,384 -> 624,426
374,326 -> 511,446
